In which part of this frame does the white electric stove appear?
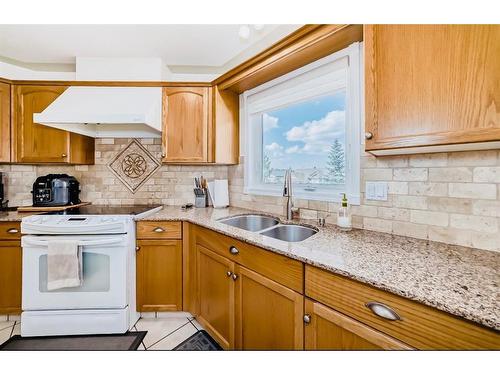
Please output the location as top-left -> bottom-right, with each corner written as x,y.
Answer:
20,205 -> 162,337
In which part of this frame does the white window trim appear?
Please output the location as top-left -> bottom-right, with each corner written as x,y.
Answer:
240,42 -> 362,205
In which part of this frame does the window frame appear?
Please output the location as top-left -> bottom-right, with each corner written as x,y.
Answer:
240,42 -> 362,205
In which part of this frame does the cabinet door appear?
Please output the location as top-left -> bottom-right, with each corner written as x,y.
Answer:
0,82 -> 10,163
197,244 -> 234,349
136,240 -> 182,312
162,87 -> 211,163
304,299 -> 412,350
0,241 -> 22,314
365,25 -> 500,153
13,85 -> 70,163
69,133 -> 95,165
235,265 -> 303,350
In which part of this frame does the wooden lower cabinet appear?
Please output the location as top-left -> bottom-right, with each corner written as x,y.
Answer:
304,299 -> 412,350
136,239 -> 182,312
305,265 -> 500,349
0,240 -> 22,314
235,265 -> 303,350
195,243 -> 304,350
197,244 -> 235,349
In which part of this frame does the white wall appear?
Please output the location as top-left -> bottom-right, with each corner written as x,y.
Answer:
0,61 -> 75,80
76,57 -> 163,81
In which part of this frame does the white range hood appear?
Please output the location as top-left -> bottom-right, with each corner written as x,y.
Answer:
33,86 -> 162,138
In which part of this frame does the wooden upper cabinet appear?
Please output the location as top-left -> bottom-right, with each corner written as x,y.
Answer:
12,85 -> 94,164
304,299 -> 412,350
365,25 -> 500,154
213,86 -> 239,164
162,85 -> 239,165
0,82 -> 10,162
162,87 -> 211,163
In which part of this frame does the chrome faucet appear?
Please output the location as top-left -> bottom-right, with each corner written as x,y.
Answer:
283,168 -> 294,220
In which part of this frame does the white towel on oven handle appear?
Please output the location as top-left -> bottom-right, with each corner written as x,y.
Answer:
47,240 -> 83,291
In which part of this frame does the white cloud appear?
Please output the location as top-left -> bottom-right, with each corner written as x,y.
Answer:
285,110 -> 345,155
264,142 -> 284,158
263,113 -> 279,132
285,145 -> 301,154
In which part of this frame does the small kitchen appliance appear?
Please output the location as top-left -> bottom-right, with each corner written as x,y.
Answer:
32,174 -> 81,207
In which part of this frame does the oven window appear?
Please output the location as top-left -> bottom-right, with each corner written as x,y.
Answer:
38,253 -> 111,293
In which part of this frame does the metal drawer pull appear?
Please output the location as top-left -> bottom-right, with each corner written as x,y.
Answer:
7,228 -> 19,234
229,246 -> 239,255
153,227 -> 165,233
226,271 -> 232,277
365,132 -> 373,140
231,273 -> 238,281
135,246 -> 141,252
365,302 -> 402,321
303,314 -> 311,324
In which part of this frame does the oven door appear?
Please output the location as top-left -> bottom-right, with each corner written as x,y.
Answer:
22,234 -> 128,310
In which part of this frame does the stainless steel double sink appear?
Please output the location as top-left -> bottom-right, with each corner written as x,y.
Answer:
217,214 -> 317,242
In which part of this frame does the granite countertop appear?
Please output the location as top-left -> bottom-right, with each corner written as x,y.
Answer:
0,210 -> 36,221
142,206 -> 500,330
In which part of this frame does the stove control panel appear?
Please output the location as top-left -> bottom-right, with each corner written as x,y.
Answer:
21,215 -> 130,235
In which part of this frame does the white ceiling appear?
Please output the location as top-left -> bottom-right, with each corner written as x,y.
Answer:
0,24 -> 301,73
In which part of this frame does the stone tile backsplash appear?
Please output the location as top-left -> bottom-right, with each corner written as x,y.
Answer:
0,139 -> 498,252
228,150 -> 500,252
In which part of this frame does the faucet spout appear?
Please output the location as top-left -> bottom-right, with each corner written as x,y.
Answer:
283,169 -> 294,220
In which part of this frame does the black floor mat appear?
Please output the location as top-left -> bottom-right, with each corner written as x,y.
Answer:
173,330 -> 222,351
0,331 -> 147,351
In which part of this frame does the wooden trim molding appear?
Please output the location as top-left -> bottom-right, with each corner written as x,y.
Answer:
214,24 -> 363,93
1,79 -> 211,87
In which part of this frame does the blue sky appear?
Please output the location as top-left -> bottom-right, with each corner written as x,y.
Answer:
263,91 -> 346,169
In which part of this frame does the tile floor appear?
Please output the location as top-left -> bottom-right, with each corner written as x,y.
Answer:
0,313 -> 206,351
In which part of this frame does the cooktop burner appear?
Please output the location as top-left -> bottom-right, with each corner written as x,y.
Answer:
45,205 -> 162,216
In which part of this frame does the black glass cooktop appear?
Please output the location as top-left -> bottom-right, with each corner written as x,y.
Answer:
45,205 -> 162,216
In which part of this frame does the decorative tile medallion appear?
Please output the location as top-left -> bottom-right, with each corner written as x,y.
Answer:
107,139 -> 161,193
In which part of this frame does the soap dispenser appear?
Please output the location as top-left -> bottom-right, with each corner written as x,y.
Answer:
337,193 -> 352,231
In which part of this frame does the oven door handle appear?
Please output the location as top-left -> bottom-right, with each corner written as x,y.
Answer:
22,237 -> 125,247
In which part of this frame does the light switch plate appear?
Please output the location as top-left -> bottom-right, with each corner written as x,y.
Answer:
366,182 -> 388,201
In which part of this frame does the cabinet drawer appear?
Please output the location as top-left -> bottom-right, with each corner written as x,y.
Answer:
305,265 -> 500,349
194,225 -> 303,293
137,221 -> 182,240
0,222 -> 21,240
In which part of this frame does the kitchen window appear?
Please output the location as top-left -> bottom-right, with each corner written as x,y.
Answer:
241,43 -> 362,204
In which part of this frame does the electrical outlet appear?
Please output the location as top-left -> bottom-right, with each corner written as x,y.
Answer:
365,182 -> 388,201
